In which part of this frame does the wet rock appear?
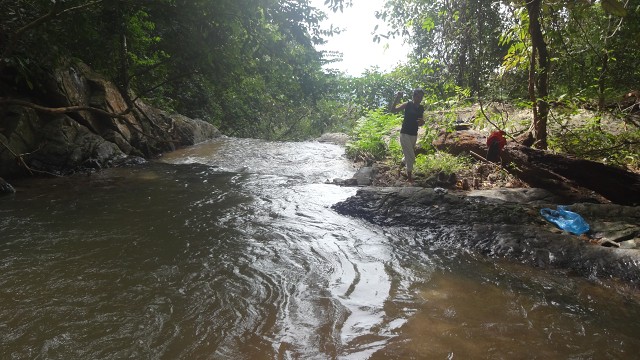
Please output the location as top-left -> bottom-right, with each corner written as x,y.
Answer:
24,116 -> 124,175
331,166 -> 375,186
113,156 -> 147,167
599,239 -> 620,248
331,177 -> 358,186
467,188 -> 564,205
0,59 -> 221,178
354,167 -> 374,186
332,187 -> 640,286
594,223 -> 640,242
0,107 -> 43,176
167,113 -> 222,145
317,132 -> 350,145
619,239 -> 639,249
82,158 -> 102,170
434,187 -> 448,195
0,177 -> 16,195
103,129 -> 135,155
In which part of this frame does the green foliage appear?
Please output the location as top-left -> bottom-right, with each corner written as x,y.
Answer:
340,65 -> 417,111
1,0 -> 640,179
498,7 -> 530,76
0,0 -> 353,140
345,109 -> 402,162
126,10 -> 165,68
387,137 -> 404,163
548,115 -> 640,170
420,87 -> 473,136
341,87 -> 476,177
310,98 -> 361,135
375,0 -> 640,175
380,0 -> 508,96
601,0 -> 628,17
414,152 -> 471,177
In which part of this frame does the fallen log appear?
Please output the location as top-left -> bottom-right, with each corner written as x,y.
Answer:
433,130 -> 640,206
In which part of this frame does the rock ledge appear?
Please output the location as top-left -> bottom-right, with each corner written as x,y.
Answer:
332,187 -> 640,286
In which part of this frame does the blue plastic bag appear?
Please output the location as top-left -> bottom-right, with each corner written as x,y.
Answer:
539,205 -> 590,235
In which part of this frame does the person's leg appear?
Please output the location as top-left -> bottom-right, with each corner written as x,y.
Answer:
400,133 -> 417,182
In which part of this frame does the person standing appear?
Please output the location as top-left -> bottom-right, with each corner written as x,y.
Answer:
389,89 -> 425,183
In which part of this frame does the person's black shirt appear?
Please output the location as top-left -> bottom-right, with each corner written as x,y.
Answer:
400,101 -> 425,136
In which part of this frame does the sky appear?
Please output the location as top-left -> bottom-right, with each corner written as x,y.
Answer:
310,0 -> 410,76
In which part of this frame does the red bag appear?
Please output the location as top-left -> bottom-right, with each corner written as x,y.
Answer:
486,130 -> 507,150
486,131 -> 506,162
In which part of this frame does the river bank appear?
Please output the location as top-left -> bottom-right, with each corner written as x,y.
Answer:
316,133 -> 640,287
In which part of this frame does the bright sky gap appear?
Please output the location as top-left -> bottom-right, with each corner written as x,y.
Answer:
311,0 -> 411,76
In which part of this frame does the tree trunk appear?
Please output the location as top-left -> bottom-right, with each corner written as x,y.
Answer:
116,0 -> 130,92
433,130 -> 640,206
525,0 -> 550,150
598,50 -> 609,114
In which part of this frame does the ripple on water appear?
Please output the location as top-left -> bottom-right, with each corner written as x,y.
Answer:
1,138 -> 640,359
159,137 -> 356,184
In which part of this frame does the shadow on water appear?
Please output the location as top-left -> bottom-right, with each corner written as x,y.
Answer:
1,137 -> 639,359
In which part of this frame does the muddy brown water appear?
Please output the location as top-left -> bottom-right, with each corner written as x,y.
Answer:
1,137 -> 639,359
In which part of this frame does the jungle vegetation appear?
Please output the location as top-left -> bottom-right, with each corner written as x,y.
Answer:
0,0 -> 638,170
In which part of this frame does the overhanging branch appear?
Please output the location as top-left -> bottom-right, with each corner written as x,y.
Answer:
0,97 -> 176,145
0,97 -> 130,118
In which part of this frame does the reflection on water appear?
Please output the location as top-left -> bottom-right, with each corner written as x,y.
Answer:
373,259 -> 640,359
1,137 -> 639,359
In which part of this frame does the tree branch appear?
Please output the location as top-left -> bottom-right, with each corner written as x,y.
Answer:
0,137 -> 60,177
0,97 -> 130,118
0,97 -> 177,145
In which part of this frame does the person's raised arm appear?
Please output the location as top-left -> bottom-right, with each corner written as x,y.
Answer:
389,91 -> 407,113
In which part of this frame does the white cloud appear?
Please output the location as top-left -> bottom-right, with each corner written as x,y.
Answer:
311,0 -> 410,76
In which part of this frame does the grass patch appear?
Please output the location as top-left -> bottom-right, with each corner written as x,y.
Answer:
414,152 -> 472,177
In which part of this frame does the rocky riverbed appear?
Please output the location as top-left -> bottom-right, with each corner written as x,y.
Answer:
332,186 -> 640,287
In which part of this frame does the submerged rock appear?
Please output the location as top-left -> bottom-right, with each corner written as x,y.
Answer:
332,187 -> 640,286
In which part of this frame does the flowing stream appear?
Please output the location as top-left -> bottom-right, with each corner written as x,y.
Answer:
1,137 -> 640,359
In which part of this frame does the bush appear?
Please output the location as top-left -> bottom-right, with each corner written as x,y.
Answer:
414,152 -> 472,177
345,109 -> 402,162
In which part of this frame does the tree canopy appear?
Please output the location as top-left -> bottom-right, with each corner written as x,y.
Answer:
0,0 -> 638,163
376,0 -> 638,158
0,0 -> 357,139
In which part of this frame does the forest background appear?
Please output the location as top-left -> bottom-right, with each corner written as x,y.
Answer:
1,0 -> 638,174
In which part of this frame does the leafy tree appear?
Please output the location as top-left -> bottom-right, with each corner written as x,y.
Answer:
378,0 -> 507,97
377,0 -> 637,152
0,0 -> 354,140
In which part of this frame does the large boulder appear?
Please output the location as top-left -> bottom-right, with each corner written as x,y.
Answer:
27,116 -> 125,173
0,60 -> 221,177
0,106 -> 44,175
